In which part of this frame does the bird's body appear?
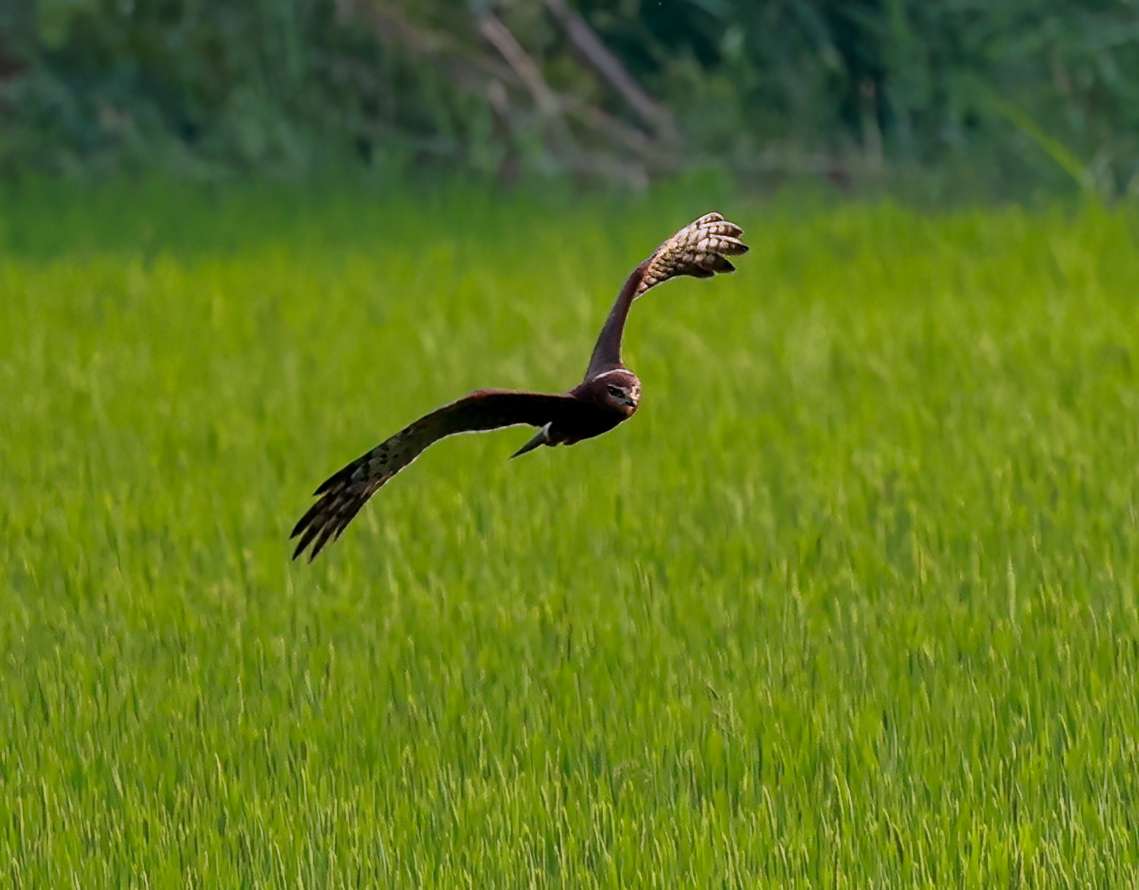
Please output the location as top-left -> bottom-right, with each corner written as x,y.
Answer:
291,212 -> 747,560
513,368 -> 641,457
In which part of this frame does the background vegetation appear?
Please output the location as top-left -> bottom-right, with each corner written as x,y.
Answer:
2,0 -> 1138,194
4,4 -> 1139,885
3,183 -> 1139,885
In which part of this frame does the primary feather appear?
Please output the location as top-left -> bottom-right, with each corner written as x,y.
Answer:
585,211 -> 747,378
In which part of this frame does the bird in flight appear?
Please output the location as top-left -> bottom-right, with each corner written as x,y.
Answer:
291,211 -> 748,560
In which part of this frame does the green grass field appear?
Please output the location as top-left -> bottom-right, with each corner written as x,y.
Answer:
3,182 -> 1139,887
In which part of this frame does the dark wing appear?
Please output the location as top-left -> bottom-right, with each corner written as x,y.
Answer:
291,389 -> 585,561
585,211 -> 748,379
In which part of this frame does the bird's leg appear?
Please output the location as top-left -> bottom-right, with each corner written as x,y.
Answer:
510,423 -> 551,459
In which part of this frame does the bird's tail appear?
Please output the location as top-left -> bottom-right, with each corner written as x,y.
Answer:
510,423 -> 551,459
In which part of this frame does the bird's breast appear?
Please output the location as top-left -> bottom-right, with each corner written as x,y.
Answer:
553,403 -> 628,446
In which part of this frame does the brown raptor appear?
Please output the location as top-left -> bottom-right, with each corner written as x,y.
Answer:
291,212 -> 748,560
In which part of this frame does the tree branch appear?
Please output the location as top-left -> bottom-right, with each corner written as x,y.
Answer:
477,12 -> 559,116
345,1 -> 670,181
543,0 -> 676,140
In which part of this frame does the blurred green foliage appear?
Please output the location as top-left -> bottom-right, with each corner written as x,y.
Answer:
1,0 -> 1137,193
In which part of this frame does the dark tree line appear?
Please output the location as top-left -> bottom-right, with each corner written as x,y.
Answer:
1,0 -> 1136,193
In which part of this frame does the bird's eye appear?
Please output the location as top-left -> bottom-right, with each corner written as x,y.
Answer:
607,385 -> 622,396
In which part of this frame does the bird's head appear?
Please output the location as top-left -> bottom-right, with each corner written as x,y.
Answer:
592,369 -> 640,416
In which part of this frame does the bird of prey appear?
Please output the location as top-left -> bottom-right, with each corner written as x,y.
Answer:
291,211 -> 748,560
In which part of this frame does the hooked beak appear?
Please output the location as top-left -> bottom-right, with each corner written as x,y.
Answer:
510,424 -> 550,459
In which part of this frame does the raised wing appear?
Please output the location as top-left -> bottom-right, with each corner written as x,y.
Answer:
585,212 -> 748,379
291,389 -> 586,561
